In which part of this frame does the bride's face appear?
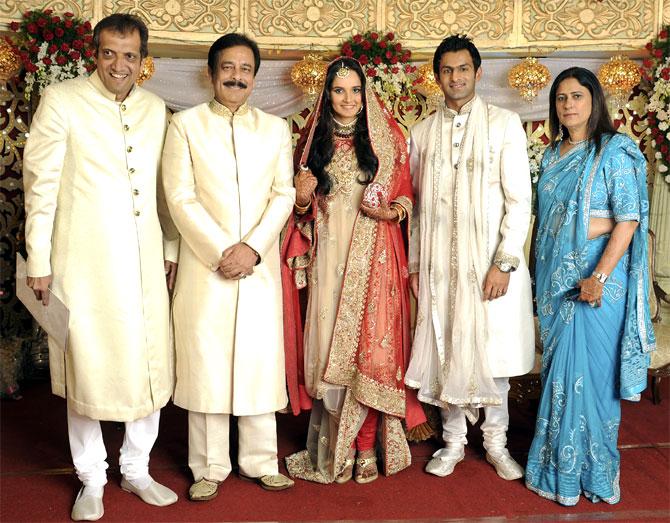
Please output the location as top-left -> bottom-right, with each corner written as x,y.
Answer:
329,71 -> 363,124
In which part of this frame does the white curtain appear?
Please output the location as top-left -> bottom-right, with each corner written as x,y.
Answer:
142,57 -> 626,121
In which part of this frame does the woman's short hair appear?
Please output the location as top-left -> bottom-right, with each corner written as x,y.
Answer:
548,66 -> 616,152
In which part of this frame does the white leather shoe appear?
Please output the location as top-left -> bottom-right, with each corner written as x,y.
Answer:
71,487 -> 104,521
121,477 -> 178,506
486,449 -> 524,480
425,446 -> 465,477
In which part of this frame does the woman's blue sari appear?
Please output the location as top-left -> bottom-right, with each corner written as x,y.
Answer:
525,133 -> 655,506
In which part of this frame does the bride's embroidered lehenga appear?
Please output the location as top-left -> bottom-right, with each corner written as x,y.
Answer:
281,77 -> 425,483
525,133 -> 655,505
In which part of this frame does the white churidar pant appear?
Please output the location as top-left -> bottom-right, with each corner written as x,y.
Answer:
440,377 -> 511,452
67,406 -> 160,489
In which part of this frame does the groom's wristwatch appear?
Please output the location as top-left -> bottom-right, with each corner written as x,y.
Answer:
494,260 -> 515,273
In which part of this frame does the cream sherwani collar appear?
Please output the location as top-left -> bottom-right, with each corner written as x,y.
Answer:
443,96 -> 475,119
208,98 -> 250,120
88,69 -> 136,102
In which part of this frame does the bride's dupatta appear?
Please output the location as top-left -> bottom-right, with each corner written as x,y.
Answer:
281,65 -> 425,478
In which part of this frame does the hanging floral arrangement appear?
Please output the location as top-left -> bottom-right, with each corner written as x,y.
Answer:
340,31 -> 419,113
9,9 -> 95,100
641,25 -> 670,184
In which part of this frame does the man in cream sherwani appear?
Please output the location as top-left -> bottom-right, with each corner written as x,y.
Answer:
405,35 -> 534,481
162,33 -> 295,501
23,14 -> 179,521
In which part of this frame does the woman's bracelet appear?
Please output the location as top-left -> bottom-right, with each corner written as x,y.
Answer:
390,202 -> 406,223
294,200 -> 312,215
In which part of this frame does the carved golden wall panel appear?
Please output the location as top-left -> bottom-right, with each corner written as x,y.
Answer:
523,0 -> 656,44
385,0 -> 514,45
0,0 -> 93,22
1,1 -> 668,51
103,0 -> 240,39
247,0 -> 376,43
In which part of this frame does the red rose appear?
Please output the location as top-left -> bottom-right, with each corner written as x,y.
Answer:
404,64 -> 412,73
65,12 -> 74,18
26,23 -> 38,34
343,48 -> 353,57
84,21 -> 92,31
402,51 -> 411,61
342,42 -> 351,52
9,21 -> 19,31
61,42 -> 70,52
85,63 -> 95,73
654,48 -> 663,58
390,56 -> 398,64
56,55 -> 67,65
391,66 -> 399,73
386,32 -> 395,41
359,54 -> 369,65
84,49 -> 93,58
643,58 -> 653,68
55,27 -> 64,37
395,43 -> 402,52
37,18 -> 47,28
44,9 -> 53,15
42,57 -> 52,65
30,45 -> 39,54
646,42 -> 653,50
361,40 -> 371,50
48,44 -> 58,54
384,66 -> 389,73
353,34 -> 362,43
52,16 -> 61,23
84,35 -> 93,44
373,56 -> 381,65
370,32 -> 379,41
76,25 -> 85,35
26,62 -> 38,73
660,29 -> 668,39
43,30 -> 54,41
70,51 -> 81,61
400,95 -> 409,102
73,39 -> 84,50
385,50 -> 392,59
64,19 -> 73,28
379,40 -> 387,49
661,144 -> 669,154
663,69 -> 670,80
656,134 -> 664,144
366,67 -> 376,77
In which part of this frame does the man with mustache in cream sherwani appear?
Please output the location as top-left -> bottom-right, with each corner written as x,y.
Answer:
23,14 -> 179,521
405,35 -> 534,481
162,33 -> 296,501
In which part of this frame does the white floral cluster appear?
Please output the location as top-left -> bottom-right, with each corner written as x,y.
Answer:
527,138 -> 546,185
369,67 -> 416,112
645,56 -> 670,182
24,41 -> 88,100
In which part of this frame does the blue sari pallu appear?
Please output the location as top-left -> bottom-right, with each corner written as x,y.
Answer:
525,134 -> 655,506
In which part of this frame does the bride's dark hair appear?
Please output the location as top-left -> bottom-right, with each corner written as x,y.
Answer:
307,57 -> 379,195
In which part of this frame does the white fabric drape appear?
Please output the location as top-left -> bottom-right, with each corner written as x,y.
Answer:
142,57 -> 623,121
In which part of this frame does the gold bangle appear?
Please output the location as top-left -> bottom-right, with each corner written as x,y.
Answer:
294,200 -> 311,214
391,202 -> 406,223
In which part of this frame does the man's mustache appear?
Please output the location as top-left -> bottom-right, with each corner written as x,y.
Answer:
222,80 -> 248,89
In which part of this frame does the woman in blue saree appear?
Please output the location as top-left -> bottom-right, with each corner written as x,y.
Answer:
525,67 -> 656,506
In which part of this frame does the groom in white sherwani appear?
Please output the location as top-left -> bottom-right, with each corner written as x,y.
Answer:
405,35 -> 534,480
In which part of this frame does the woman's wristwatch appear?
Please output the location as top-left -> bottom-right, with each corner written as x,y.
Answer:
592,271 -> 608,284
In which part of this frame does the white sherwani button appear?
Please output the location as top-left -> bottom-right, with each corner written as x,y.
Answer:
127,146 -> 133,153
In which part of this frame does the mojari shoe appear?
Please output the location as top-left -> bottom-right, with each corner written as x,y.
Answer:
425,446 -> 465,477
120,477 -> 178,506
71,487 -> 104,521
354,451 -> 378,484
485,449 -> 524,480
188,478 -> 220,501
241,473 -> 295,491
335,449 -> 356,484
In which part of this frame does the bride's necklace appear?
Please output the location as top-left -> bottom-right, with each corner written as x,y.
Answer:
332,116 -> 357,137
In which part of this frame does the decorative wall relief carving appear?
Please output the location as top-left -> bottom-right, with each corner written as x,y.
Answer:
0,0 -> 94,20
247,0 -> 375,41
386,0 -> 513,43
523,0 -> 656,43
103,0 -> 240,36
